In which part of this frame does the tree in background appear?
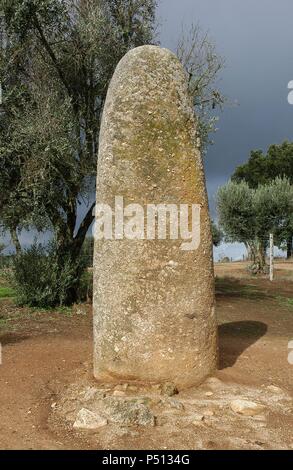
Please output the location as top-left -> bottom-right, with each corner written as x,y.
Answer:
232,141 -> 293,258
217,180 -> 256,264
211,221 -> 223,247
217,178 -> 293,273
0,0 -> 157,304
177,23 -> 225,154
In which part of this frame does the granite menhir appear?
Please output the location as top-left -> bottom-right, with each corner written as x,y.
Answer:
93,45 -> 218,389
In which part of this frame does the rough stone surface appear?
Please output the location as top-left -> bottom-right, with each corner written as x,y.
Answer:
113,390 -> 126,397
93,45 -> 217,389
73,409 -> 107,430
266,385 -> 284,394
160,382 -> 178,397
230,400 -> 266,416
102,397 -> 155,427
167,398 -> 185,410
192,414 -> 204,424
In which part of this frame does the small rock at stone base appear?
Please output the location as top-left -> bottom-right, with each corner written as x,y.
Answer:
192,421 -> 203,427
114,384 -> 129,392
73,408 -> 107,430
192,414 -> 204,425
81,386 -> 104,402
205,392 -> 213,397
113,390 -> 126,397
161,382 -> 178,397
102,397 -> 155,427
204,377 -> 224,388
168,398 -> 184,410
266,385 -> 284,394
72,304 -> 88,316
127,385 -> 138,392
230,400 -> 266,416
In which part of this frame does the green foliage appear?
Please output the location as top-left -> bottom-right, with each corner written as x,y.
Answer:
10,242 -> 86,307
0,0 -> 157,299
232,142 -> 293,187
0,1 -> 224,305
80,236 -> 94,268
0,254 -> 13,269
211,221 -> 223,247
253,177 -> 293,241
0,285 -> 15,299
78,269 -> 93,302
177,23 -> 225,153
217,178 -> 293,243
232,141 -> 293,258
0,1 -> 156,222
217,177 -> 293,272
277,296 -> 293,311
217,181 -> 255,244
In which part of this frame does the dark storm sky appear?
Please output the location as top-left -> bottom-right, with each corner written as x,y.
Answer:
158,0 -> 293,218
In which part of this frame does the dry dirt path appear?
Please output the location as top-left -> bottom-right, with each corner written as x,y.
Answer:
0,276 -> 292,449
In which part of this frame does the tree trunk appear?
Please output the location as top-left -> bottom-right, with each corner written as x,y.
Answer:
248,239 -> 268,274
255,240 -> 268,274
53,238 -> 80,306
49,203 -> 95,306
54,223 -> 93,306
10,226 -> 21,255
246,241 -> 256,263
286,235 -> 293,259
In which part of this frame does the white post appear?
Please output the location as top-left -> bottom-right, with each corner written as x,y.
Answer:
269,233 -> 274,282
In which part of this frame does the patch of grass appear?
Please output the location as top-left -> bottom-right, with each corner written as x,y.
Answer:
0,314 -> 14,330
0,318 -> 8,327
277,296 -> 293,310
0,286 -> 15,299
28,305 -> 73,316
54,306 -> 73,316
215,277 -> 268,300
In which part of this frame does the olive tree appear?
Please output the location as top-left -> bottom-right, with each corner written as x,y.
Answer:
0,0 -> 157,304
217,178 -> 293,273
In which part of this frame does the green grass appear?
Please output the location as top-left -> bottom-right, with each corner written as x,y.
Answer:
215,277 -> 268,300
277,296 -> 293,310
0,286 -> 15,299
0,318 -> 8,327
29,305 -> 73,316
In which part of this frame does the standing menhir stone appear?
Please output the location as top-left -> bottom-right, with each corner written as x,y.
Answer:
93,45 -> 218,389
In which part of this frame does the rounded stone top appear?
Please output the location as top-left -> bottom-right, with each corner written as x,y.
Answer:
97,43 -> 201,203
105,44 -> 191,108
117,44 -> 180,64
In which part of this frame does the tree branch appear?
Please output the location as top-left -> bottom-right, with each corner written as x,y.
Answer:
74,201 -> 95,254
32,14 -> 73,101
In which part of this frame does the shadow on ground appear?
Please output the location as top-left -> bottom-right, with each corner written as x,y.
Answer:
218,321 -> 268,369
0,333 -> 30,346
215,277 -> 271,300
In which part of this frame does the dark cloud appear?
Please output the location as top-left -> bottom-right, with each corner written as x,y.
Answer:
159,0 -> 293,184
